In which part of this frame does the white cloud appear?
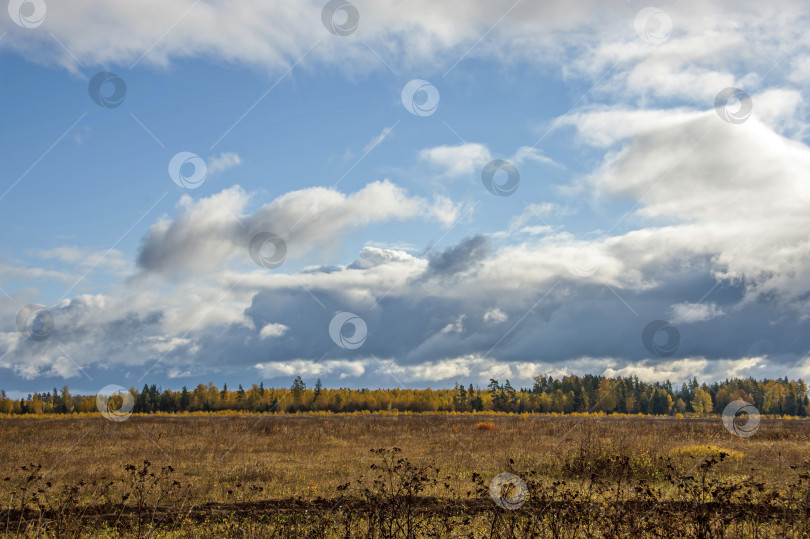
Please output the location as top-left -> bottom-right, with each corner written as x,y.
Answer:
493,202 -> 558,238
377,357 -> 473,382
668,302 -> 725,325
12,355 -> 80,380
255,359 -> 366,379
556,107 -> 810,302
440,314 -> 466,334
483,307 -> 508,325
259,322 -> 289,339
135,180 -> 461,278
207,152 -> 242,175
168,368 -> 193,378
6,0 -> 803,99
512,147 -> 559,168
419,143 -> 559,181
419,143 -> 491,178
603,357 -> 766,384
514,362 -> 544,380
479,363 -> 513,381
362,125 -> 396,154
144,336 -> 195,353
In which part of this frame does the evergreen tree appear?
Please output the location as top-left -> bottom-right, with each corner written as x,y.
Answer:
180,386 -> 190,410
291,376 -> 306,408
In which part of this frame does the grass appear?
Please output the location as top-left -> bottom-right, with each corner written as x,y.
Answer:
670,444 -> 746,460
0,413 -> 808,537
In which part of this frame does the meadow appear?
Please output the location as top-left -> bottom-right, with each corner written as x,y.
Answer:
1,413 -> 808,537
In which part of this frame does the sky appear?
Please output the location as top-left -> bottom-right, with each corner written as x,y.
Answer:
2,0 -> 810,397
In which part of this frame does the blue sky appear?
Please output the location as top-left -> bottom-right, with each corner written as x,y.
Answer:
3,0 -> 810,397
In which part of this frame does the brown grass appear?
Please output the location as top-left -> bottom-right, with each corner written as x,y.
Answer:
0,413 -> 808,536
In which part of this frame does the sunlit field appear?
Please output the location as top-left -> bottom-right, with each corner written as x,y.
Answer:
2,413 -> 808,537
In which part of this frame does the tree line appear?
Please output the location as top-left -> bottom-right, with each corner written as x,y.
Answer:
1,375 -> 808,416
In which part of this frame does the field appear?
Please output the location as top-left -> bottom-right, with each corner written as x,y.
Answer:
1,413 -> 809,537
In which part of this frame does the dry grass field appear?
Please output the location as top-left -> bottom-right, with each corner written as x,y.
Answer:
1,413 -> 809,537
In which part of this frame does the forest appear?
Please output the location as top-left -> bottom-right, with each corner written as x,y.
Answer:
2,374 -> 808,416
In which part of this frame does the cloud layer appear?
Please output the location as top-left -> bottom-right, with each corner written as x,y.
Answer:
4,0 -> 810,390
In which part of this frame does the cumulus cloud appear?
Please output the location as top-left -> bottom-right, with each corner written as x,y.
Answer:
565,108 -> 810,304
259,322 -> 289,340
483,308 -> 508,325
135,180 -> 461,278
